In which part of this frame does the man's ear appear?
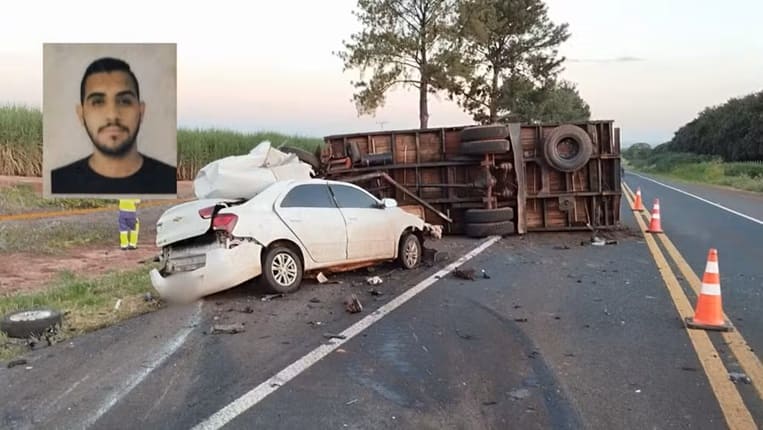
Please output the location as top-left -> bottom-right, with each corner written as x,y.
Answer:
140,101 -> 145,117
75,104 -> 84,125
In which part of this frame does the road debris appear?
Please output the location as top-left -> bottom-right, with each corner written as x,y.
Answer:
366,276 -> 383,286
316,272 -> 329,284
423,248 -> 449,266
309,297 -> 321,303
261,294 -> 284,302
114,299 -> 122,311
368,289 -> 384,296
553,245 -> 571,250
482,401 -> 498,406
729,372 -> 752,384
509,388 -> 530,400
681,366 -> 698,372
7,359 -> 27,369
307,321 -> 323,327
144,292 -> 154,302
344,295 -> 363,313
345,398 -> 359,406
324,333 -> 347,340
210,323 -> 245,335
481,269 -> 490,279
455,329 -> 475,340
514,318 -> 528,323
454,268 -> 476,280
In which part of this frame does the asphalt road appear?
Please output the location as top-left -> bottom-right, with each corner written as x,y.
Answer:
1,179 -> 762,429
624,172 -> 763,357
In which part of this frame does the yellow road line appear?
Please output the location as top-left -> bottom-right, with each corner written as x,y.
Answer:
623,182 -> 763,401
0,199 -> 191,222
622,184 -> 757,430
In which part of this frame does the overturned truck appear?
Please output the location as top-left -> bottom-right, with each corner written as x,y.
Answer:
317,121 -> 622,236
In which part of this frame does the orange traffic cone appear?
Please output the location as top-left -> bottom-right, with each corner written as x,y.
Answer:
633,188 -> 645,211
647,199 -> 663,233
685,249 -> 732,331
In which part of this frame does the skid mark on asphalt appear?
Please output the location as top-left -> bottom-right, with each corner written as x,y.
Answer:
623,184 -> 757,429
191,236 -> 501,430
84,301 -> 202,429
623,182 -> 763,402
628,172 -> 763,226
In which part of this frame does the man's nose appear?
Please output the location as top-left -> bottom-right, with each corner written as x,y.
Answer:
105,100 -> 120,122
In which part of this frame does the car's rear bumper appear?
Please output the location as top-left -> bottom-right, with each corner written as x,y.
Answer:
150,242 -> 263,302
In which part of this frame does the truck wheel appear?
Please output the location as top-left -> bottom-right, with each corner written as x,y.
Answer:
465,221 -> 515,238
279,146 -> 321,171
543,125 -> 593,172
464,208 -> 514,224
261,245 -> 303,294
398,233 -> 422,270
460,125 -> 509,142
1,309 -> 63,339
459,139 -> 510,155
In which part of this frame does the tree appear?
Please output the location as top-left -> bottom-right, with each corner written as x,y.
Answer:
498,79 -> 590,123
449,0 -> 570,123
337,0 -> 458,129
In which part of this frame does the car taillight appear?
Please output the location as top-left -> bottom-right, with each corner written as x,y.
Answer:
212,213 -> 238,233
198,206 -> 215,219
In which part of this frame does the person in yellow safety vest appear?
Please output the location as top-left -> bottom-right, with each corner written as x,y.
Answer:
118,199 -> 141,250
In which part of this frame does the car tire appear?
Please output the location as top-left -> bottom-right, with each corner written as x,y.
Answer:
543,125 -> 594,172
465,221 -> 515,238
261,245 -> 303,294
460,125 -> 508,142
459,139 -> 511,155
398,233 -> 422,270
464,208 -> 514,224
279,146 -> 321,171
1,309 -> 63,339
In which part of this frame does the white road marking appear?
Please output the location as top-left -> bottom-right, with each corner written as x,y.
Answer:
628,172 -> 763,226
83,301 -> 202,429
191,236 -> 502,430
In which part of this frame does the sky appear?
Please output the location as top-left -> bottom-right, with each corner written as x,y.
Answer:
1,0 -> 761,145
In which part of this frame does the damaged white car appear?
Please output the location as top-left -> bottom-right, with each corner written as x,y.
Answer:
150,179 -> 429,302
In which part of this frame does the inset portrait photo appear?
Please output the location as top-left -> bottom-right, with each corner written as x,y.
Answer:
43,43 -> 177,198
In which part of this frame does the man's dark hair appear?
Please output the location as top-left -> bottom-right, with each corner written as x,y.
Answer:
80,57 -> 140,104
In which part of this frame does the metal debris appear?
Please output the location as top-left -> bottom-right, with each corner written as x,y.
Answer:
344,294 -> 363,313
481,269 -> 490,279
345,398 -> 359,406
366,276 -> 383,286
316,272 -> 329,284
261,294 -> 284,302
729,372 -> 752,384
323,333 -> 347,340
210,323 -> 245,335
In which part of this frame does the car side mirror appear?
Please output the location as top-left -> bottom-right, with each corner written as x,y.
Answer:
381,198 -> 397,209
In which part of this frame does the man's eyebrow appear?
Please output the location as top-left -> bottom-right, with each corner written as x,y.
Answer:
85,92 -> 105,101
116,90 -> 138,98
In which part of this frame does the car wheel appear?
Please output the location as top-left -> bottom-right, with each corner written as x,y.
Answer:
398,233 -> 422,270
1,309 -> 63,339
543,124 -> 594,172
262,245 -> 303,294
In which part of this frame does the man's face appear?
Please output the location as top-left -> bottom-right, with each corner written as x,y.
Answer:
77,71 -> 145,158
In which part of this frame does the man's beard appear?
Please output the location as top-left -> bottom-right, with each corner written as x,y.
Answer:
84,118 -> 141,158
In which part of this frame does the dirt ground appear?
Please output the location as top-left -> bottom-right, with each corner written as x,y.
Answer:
0,177 -> 195,294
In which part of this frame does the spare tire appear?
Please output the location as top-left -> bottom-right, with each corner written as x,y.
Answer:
1,309 -> 63,338
465,221 -> 515,238
464,207 -> 514,224
543,125 -> 593,172
460,139 -> 510,155
280,146 -> 321,171
460,125 -> 509,142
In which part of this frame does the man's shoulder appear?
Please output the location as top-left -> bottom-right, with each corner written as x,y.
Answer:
51,156 -> 91,176
140,154 -> 176,173
138,154 -> 177,194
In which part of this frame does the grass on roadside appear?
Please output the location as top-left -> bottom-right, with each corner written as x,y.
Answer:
0,266 -> 160,361
0,105 -> 42,177
0,218 -> 115,254
0,184 -> 115,215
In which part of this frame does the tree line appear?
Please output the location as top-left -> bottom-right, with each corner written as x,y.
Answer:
336,0 -> 590,128
667,91 -> 763,161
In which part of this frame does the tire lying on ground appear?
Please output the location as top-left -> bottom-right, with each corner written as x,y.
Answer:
279,146 -> 321,171
460,124 -> 509,142
465,221 -> 515,238
464,207 -> 514,224
542,124 -> 594,172
459,139 -> 511,155
1,309 -> 63,339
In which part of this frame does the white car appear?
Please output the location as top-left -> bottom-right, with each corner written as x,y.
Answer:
149,179 -> 428,302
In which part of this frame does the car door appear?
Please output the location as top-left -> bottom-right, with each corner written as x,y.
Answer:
329,184 -> 396,260
275,183 -> 347,263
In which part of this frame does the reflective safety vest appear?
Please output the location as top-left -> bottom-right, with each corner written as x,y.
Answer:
119,199 -> 141,212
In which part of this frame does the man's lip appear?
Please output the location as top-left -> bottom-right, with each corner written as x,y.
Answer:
101,126 -> 126,133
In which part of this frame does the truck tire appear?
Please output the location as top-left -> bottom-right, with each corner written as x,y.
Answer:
464,208 -> 514,224
279,146 -> 321,171
459,139 -> 510,155
1,309 -> 63,339
460,125 -> 508,142
465,221 -> 515,238
543,125 -> 593,172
